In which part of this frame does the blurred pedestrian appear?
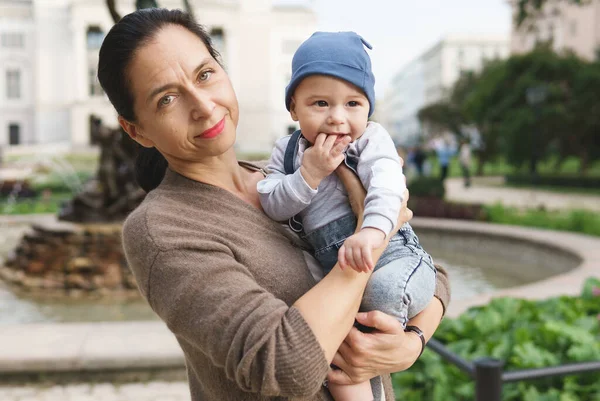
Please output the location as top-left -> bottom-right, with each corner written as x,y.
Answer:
459,139 -> 472,187
413,145 -> 427,176
434,137 -> 455,181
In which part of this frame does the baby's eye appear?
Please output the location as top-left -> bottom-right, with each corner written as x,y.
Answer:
348,101 -> 359,107
315,100 -> 328,107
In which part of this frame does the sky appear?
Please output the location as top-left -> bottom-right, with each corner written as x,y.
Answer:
279,0 -> 512,98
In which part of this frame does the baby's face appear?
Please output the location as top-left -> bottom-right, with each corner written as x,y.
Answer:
289,75 -> 369,145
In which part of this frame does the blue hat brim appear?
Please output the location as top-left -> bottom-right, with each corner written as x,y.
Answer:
284,61 -> 375,117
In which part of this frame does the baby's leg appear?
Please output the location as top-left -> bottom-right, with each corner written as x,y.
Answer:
329,381 -> 373,401
361,254 -> 436,326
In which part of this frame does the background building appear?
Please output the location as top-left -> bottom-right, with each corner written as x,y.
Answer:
511,0 -> 600,61
380,34 -> 509,146
0,0 -> 316,153
0,0 -> 35,147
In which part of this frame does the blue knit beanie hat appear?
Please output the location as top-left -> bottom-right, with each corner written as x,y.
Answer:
285,31 -> 376,117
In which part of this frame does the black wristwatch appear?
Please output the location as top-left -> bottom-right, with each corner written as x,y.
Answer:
405,325 -> 426,358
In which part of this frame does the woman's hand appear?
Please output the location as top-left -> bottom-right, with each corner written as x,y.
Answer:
326,311 -> 421,385
327,297 -> 445,385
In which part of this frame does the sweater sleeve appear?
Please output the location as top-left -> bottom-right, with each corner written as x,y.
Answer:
143,246 -> 329,397
433,264 -> 451,316
257,137 -> 318,222
356,123 -> 407,235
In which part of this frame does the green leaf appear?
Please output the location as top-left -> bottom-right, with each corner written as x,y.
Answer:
511,342 -> 560,368
582,277 -> 600,300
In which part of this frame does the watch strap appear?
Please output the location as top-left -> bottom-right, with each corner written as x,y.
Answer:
405,325 -> 426,358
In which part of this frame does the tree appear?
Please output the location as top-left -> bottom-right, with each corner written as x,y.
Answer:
417,102 -> 463,138
417,70 -> 480,138
513,0 -> 590,27
462,46 -> 600,175
568,61 -> 600,172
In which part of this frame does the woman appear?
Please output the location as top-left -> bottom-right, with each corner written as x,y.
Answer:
98,9 -> 450,401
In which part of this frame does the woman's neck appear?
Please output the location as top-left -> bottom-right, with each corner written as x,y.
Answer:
168,148 -> 262,207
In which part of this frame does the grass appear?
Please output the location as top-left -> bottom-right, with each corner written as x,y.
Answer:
483,203 -> 600,237
504,183 -> 600,196
424,156 -> 600,179
0,193 -> 72,215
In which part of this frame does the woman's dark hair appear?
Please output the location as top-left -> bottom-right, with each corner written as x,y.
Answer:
98,8 -> 220,192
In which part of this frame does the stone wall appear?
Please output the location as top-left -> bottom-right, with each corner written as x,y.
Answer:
0,221 -> 138,296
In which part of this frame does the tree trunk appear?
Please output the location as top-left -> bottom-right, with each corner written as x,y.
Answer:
182,0 -> 196,21
553,152 -> 566,173
579,150 -> 589,175
106,0 -> 121,23
476,151 -> 486,176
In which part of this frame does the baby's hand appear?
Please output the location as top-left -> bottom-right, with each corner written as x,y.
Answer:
301,133 -> 351,189
338,228 -> 386,273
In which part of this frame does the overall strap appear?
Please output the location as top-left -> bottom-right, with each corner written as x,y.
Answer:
282,129 -> 305,233
343,152 -> 359,175
283,129 -> 303,175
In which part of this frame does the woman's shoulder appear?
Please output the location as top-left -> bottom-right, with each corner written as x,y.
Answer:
122,193 -> 168,254
122,190 -> 197,253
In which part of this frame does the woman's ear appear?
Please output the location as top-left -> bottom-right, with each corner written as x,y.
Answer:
289,99 -> 299,122
118,116 -> 155,148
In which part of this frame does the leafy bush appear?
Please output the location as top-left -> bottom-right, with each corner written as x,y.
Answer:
393,277 -> 600,401
408,177 -> 446,199
483,203 -> 600,237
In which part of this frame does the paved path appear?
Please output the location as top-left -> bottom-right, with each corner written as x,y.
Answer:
0,382 -> 189,401
444,177 -> 600,212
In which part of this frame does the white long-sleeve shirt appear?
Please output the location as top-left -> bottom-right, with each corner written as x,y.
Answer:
257,122 -> 406,236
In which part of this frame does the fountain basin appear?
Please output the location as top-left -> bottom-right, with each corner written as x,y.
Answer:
0,215 -> 594,324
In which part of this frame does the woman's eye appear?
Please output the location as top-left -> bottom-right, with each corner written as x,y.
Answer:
316,100 -> 328,107
158,95 -> 175,107
199,70 -> 213,81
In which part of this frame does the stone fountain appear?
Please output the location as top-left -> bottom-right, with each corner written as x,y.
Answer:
0,119 -> 146,296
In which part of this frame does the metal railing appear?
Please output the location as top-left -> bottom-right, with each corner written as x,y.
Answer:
426,338 -> 600,401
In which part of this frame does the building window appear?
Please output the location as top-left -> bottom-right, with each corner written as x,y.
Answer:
1,33 -> 24,48
86,26 -> 105,49
89,67 -> 103,96
6,69 -> 21,99
570,21 -> 577,37
8,123 -> 20,145
210,27 -> 225,61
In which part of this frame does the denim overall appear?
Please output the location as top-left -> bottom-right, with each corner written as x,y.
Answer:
284,130 -> 437,326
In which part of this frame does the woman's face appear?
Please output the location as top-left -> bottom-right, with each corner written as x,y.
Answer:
121,24 -> 239,162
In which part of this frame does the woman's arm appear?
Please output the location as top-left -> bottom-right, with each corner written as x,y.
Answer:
327,296 -> 445,385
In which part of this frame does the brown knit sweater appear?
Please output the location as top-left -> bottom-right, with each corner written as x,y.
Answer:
122,164 -> 451,401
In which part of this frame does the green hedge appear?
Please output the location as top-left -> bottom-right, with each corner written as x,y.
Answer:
483,204 -> 600,237
408,177 -> 446,199
393,277 -> 600,401
505,174 -> 600,190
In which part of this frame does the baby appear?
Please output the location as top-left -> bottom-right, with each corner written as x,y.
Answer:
258,32 -> 436,401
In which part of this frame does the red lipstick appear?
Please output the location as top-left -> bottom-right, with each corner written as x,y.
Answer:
197,117 -> 225,139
